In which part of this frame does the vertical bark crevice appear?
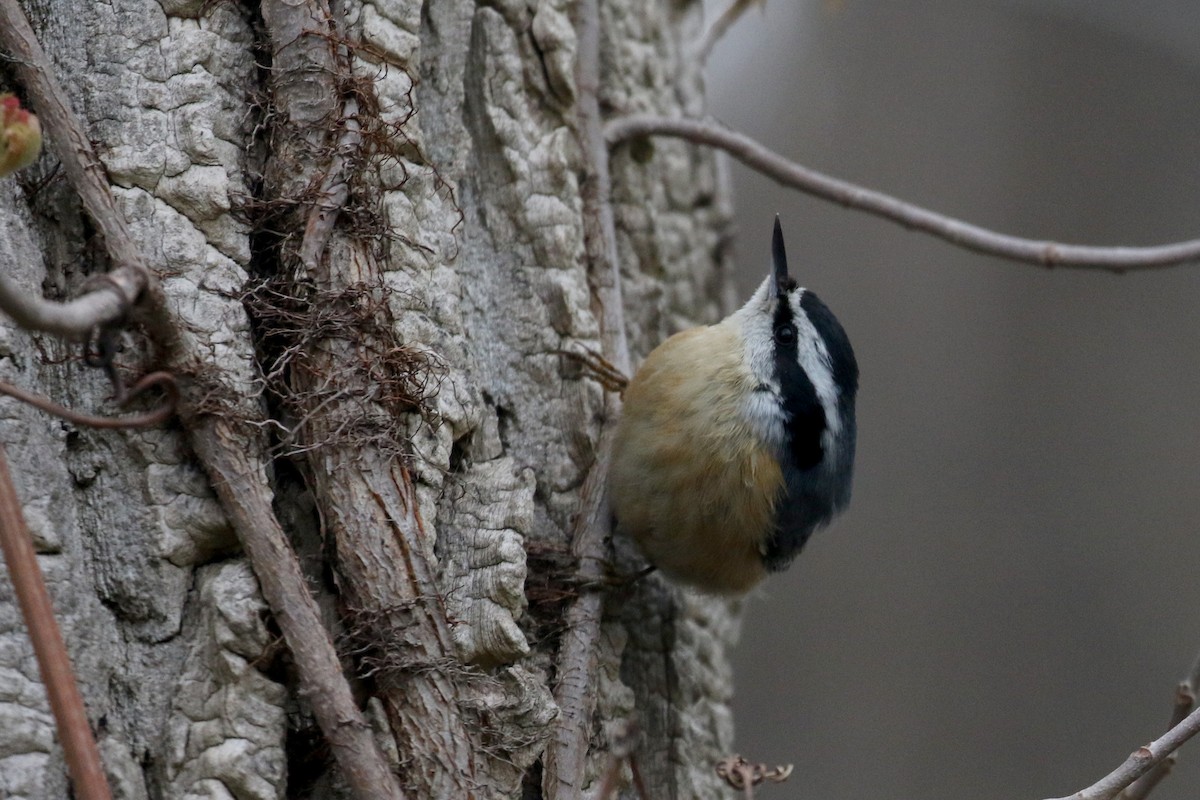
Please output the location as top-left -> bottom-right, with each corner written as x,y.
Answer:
254,1 -> 486,794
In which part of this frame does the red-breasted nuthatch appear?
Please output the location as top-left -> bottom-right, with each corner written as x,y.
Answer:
610,218 -> 858,594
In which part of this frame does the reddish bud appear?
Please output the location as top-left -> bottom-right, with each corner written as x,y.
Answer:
0,94 -> 43,175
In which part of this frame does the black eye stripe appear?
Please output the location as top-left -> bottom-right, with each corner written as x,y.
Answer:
770,297 -> 825,471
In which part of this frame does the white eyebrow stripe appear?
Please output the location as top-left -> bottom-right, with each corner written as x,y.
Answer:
793,290 -> 841,438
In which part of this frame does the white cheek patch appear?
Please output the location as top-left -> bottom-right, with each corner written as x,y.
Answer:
728,276 -> 778,387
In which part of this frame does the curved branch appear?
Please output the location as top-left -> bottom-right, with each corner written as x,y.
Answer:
695,0 -> 764,66
0,371 -> 178,429
1117,650 -> 1200,800
189,420 -> 408,800
0,446 -> 111,800
0,0 -> 150,332
1045,703 -> 1200,800
0,272 -> 137,338
605,115 -> 1200,272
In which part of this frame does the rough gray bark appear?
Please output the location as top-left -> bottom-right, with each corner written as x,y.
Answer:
0,0 -> 737,797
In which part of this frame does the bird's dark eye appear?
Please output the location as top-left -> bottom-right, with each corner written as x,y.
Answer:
774,323 -> 797,346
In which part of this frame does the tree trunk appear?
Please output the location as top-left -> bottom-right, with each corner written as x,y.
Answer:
0,0 -> 738,797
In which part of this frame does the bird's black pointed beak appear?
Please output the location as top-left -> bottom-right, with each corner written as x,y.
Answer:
772,215 -> 792,297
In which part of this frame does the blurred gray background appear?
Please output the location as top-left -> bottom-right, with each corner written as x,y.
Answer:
703,2 -> 1200,798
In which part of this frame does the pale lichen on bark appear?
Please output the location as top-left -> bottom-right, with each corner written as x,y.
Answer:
162,561 -> 287,800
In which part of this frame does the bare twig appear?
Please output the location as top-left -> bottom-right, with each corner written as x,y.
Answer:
1045,703 -> 1200,800
544,433 -> 615,797
596,720 -> 648,800
716,755 -> 794,800
605,115 -> 1200,272
555,347 -> 628,394
0,371 -> 177,429
629,753 -> 650,800
543,0 -> 633,794
574,24 -> 633,376
695,0 -> 765,65
0,269 -> 141,339
0,446 -> 111,800
298,92 -> 361,273
189,420 -> 406,800
1117,650 -> 1200,800
0,0 -> 151,335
